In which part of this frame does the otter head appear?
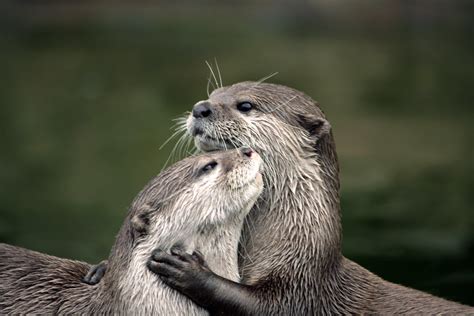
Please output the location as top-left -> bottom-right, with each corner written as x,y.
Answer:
107,147 -> 263,314
187,82 -> 336,186
128,147 -> 263,249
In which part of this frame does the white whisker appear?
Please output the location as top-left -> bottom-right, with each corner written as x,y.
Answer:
207,74 -> 213,97
205,60 -> 219,92
255,71 -> 279,85
214,58 -> 223,88
267,95 -> 297,114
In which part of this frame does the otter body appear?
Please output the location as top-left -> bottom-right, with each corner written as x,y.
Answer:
149,82 -> 473,315
0,148 -> 263,314
0,244 -> 94,314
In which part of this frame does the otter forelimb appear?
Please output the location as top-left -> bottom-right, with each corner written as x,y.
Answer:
148,247 -> 259,316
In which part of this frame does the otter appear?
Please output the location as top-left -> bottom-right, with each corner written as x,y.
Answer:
144,82 -> 472,314
0,147 -> 263,314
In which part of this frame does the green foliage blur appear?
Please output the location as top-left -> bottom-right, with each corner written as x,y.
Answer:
0,0 -> 473,305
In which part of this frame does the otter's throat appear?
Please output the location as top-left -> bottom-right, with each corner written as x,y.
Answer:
115,223 -> 243,314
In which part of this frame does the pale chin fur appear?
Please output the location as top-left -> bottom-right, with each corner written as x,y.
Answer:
117,157 -> 262,315
194,135 -> 236,152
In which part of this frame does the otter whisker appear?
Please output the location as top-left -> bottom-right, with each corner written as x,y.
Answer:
227,137 -> 241,151
207,74 -> 214,97
159,114 -> 190,170
191,147 -> 201,155
205,60 -> 219,92
172,114 -> 190,126
176,130 -> 192,162
184,137 -> 196,157
214,58 -> 223,88
161,131 -> 189,171
159,126 -> 186,151
267,95 -> 297,114
255,71 -> 279,85
216,127 -> 228,151
183,134 -> 194,157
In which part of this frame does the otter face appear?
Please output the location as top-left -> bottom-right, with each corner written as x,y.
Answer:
187,82 -> 331,157
131,147 -> 263,242
176,147 -> 264,227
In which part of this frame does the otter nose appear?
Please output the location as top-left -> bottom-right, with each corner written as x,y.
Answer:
192,102 -> 212,119
240,147 -> 254,158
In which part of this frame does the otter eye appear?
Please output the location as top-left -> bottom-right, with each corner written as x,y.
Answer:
236,102 -> 253,113
201,161 -> 218,173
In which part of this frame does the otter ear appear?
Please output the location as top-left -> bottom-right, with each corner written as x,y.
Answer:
131,205 -> 153,237
297,114 -> 331,138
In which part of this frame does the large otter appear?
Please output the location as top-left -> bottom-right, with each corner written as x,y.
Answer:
0,147 -> 263,314
146,82 -> 473,314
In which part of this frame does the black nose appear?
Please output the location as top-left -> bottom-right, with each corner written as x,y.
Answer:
192,102 -> 212,119
240,147 -> 254,158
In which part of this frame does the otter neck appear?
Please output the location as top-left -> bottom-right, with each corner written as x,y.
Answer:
101,216 -> 244,314
241,135 -> 342,282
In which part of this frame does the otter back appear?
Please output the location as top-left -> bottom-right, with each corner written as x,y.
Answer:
0,243 -> 93,314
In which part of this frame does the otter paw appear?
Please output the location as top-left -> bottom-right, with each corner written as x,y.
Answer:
83,260 -> 108,285
147,246 -> 211,292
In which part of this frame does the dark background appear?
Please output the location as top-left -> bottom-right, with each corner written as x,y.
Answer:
1,0 -> 473,305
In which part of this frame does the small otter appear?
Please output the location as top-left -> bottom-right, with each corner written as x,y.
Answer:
0,147 -> 263,314
147,82 -> 473,314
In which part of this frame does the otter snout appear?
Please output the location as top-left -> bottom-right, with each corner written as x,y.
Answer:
240,146 -> 254,158
239,147 -> 261,167
224,147 -> 262,191
192,101 -> 212,119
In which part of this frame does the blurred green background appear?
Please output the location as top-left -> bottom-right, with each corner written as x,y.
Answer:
1,0 -> 473,305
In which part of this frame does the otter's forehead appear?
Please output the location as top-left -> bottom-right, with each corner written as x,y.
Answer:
211,81 -> 288,101
133,151 -> 238,207
208,82 -> 256,106
153,153 -> 218,187
209,81 -> 323,118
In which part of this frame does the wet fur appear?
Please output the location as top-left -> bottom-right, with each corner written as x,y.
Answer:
187,82 -> 473,314
0,244 -> 94,314
0,150 -> 262,314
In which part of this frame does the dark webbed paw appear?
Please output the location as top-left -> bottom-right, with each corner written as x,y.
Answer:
83,260 -> 108,285
147,246 -> 211,294
147,245 -> 257,314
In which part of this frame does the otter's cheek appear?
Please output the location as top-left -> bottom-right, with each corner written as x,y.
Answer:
255,173 -> 263,188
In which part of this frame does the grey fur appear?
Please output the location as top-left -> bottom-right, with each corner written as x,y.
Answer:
0,148 -> 263,314
186,81 -> 473,314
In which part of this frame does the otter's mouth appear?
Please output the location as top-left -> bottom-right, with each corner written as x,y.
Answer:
194,131 -> 237,152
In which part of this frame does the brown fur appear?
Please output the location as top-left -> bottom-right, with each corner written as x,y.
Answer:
0,149 -> 263,314
0,243 -> 96,313
187,81 -> 473,314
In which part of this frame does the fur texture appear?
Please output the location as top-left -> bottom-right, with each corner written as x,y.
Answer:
0,148 -> 263,314
185,81 -> 473,314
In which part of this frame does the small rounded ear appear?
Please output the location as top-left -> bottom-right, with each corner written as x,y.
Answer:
131,205 -> 153,236
297,114 -> 331,138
